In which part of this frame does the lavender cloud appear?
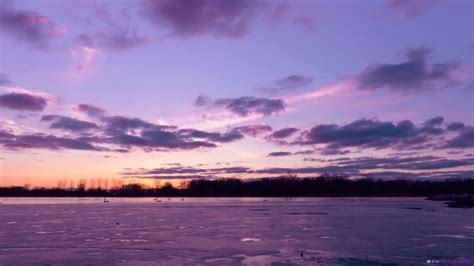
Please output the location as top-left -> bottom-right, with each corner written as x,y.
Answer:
389,0 -> 437,18
233,124 -> 273,137
267,151 -> 292,157
41,115 -> 99,132
77,104 -> 106,117
356,47 -> 461,92
442,126 -> 474,149
0,92 -> 47,111
141,0 -> 267,38
261,74 -> 313,93
213,96 -> 285,116
270,127 -> 299,139
1,133 -> 100,151
0,2 -> 64,50
123,155 -> 474,180
0,73 -> 12,86
294,116 -> 471,151
447,122 -> 465,131
178,128 -> 244,143
75,31 -> 147,51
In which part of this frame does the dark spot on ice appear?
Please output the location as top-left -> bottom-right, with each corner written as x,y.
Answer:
404,207 -> 436,212
286,212 -> 328,215
248,208 -> 270,212
404,207 -> 423,210
404,207 -> 423,211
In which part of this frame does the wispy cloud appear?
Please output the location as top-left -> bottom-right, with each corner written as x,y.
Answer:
0,1 -> 66,50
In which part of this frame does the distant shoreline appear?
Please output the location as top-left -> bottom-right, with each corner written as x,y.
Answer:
1,177 -> 473,200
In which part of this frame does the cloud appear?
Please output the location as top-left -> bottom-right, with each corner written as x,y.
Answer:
442,126 -> 474,149
356,47 -> 461,92
423,116 -> 444,127
128,174 -> 207,180
315,147 -> 351,156
123,154 -> 474,180
141,0 -> 271,38
447,122 -> 465,131
294,116 -> 470,151
75,32 -> 147,52
285,79 -> 355,103
0,92 -> 47,111
0,73 -> 12,86
41,115 -> 99,132
293,149 -> 314,155
73,4 -> 148,52
267,151 -> 292,157
127,128 -> 218,149
96,114 -> 245,151
297,118 -> 416,149
389,0 -> 437,18
141,0 -> 317,39
77,104 -> 106,117
0,98 -> 251,152
178,128 -> 244,143
102,115 -> 157,132
285,47 -> 470,105
419,116 -> 445,135
213,96 -> 285,116
195,95 -> 285,117
261,74 -> 313,94
99,118 -> 220,150
194,94 -> 212,106
1,133 -> 100,151
233,124 -> 272,137
328,156 -> 474,171
122,165 -> 252,179
0,129 -> 15,141
0,2 -> 65,50
69,46 -> 99,79
269,127 -> 299,139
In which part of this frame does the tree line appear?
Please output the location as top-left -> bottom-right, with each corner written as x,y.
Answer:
1,175 -> 473,197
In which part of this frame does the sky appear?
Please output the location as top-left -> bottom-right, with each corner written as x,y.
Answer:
0,0 -> 473,188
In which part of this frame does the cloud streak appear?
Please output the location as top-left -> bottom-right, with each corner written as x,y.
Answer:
122,154 -> 474,180
214,96 -> 285,116
196,95 -> 286,117
290,116 -> 473,152
0,92 -> 48,111
41,115 -> 99,132
0,2 -> 65,50
389,0 -> 438,18
357,47 -> 461,92
261,74 -> 313,94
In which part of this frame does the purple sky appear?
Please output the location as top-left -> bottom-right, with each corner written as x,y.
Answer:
0,0 -> 473,187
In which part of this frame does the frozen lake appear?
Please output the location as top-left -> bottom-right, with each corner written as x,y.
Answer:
0,197 -> 472,265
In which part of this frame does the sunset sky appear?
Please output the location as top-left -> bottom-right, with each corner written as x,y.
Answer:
0,0 -> 473,187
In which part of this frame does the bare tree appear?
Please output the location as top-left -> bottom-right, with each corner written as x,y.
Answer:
179,180 -> 190,189
78,179 -> 87,191
57,179 -> 68,190
89,179 -> 96,190
152,179 -> 161,200
103,179 -> 109,191
112,178 -> 124,189
96,178 -> 103,190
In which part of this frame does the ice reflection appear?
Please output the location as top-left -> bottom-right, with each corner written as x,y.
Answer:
0,198 -> 472,265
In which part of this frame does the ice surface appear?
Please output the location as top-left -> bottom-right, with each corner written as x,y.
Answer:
0,197 -> 472,265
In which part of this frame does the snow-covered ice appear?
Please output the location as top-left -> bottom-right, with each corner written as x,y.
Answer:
0,197 -> 472,265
